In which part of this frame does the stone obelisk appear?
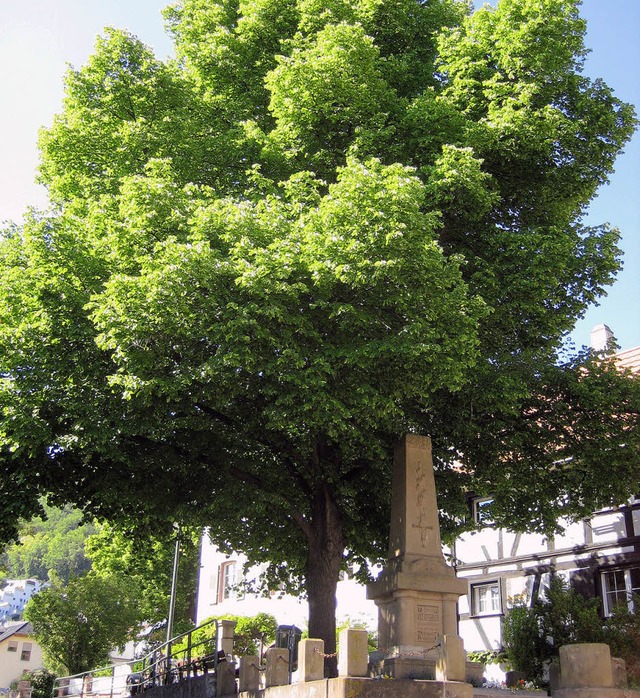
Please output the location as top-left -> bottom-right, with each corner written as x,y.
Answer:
367,434 -> 468,679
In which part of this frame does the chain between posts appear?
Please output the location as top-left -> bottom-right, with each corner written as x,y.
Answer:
380,642 -> 442,657
314,641 -> 441,660
313,649 -> 338,658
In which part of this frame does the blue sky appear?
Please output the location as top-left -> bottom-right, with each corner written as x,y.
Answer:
1,0 -> 638,350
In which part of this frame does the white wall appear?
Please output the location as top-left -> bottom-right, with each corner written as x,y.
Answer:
0,633 -> 44,690
196,536 -> 377,632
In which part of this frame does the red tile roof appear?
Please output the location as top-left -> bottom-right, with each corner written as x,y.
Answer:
615,345 -> 640,374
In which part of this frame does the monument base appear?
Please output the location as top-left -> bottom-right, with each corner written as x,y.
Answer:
368,652 -> 483,684
369,655 -> 436,680
236,677 -> 472,698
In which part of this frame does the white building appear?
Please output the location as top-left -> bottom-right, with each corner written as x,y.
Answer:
196,538 -> 376,632
455,495 -> 640,653
0,581 -> 46,624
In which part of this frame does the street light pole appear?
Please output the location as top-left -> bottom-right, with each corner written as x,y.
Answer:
166,524 -> 181,645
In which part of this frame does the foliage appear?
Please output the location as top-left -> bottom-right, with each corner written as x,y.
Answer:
1,0 -> 639,665
24,572 -> 141,675
173,613 -> 277,658
503,576 -> 640,686
603,601 -> 640,685
0,503 -> 94,584
86,523 -> 200,632
503,603 -> 552,682
466,649 -> 508,666
19,669 -> 56,698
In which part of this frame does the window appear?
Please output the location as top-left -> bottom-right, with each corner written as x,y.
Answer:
471,497 -> 494,525
21,643 -> 32,661
602,567 -> 640,616
7,640 -> 18,652
471,581 -> 501,616
216,561 -> 238,603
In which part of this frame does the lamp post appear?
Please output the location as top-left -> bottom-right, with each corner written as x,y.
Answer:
166,524 -> 181,645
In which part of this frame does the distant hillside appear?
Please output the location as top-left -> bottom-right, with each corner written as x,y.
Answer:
0,503 -> 95,584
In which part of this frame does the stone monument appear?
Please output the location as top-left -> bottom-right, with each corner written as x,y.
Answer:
367,434 -> 469,680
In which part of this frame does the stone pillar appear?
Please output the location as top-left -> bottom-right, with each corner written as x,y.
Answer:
387,435 -> 443,561
367,434 -> 468,680
442,595 -> 459,636
338,628 -> 369,677
219,619 -> 237,658
265,647 -> 289,687
297,639 -> 324,682
435,635 -> 465,682
559,644 -> 614,689
239,656 -> 260,692
17,682 -> 32,698
217,661 -> 237,696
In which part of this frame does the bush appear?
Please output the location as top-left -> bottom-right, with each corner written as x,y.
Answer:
20,670 -> 56,698
173,613 -> 277,659
502,604 -> 547,681
603,601 -> 640,685
502,576 -> 640,686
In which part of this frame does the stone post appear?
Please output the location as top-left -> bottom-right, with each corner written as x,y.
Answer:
435,635 -> 466,682
559,644 -> 614,689
239,656 -> 260,692
297,639 -> 324,682
265,647 -> 290,687
338,628 -> 369,677
219,619 -> 237,658
217,661 -> 237,696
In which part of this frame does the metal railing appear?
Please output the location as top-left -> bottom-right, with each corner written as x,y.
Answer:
52,619 -> 220,698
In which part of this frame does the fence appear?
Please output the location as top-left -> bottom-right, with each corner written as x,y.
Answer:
51,618 -> 220,698
51,625 -> 384,698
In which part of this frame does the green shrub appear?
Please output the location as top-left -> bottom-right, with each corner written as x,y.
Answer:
466,649 -> 508,666
173,613 -> 277,659
502,604 -> 547,681
20,670 -> 56,698
502,576 -> 639,686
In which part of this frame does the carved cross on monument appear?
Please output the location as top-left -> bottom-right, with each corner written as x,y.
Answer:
367,434 -> 468,679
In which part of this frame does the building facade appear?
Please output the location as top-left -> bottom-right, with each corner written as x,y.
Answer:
0,581 -> 46,625
0,622 -> 44,691
196,541 -> 377,631
455,496 -> 640,652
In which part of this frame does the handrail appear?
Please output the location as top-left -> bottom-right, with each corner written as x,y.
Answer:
52,619 -> 220,698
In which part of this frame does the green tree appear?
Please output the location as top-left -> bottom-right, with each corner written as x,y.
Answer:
24,573 -> 141,675
503,576 -> 640,686
1,0 -> 639,672
1,503 -> 94,584
85,523 -> 201,631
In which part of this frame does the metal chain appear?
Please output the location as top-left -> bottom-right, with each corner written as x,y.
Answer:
376,643 -> 441,657
313,642 -> 441,660
313,649 -> 338,658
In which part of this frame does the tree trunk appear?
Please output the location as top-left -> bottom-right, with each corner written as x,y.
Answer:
305,484 -> 344,678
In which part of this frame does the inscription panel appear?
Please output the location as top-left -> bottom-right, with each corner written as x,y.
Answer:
415,604 -> 440,645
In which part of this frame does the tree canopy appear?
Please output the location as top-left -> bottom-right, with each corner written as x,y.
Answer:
86,523 -> 201,631
1,0 -> 639,668
24,573 -> 140,675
